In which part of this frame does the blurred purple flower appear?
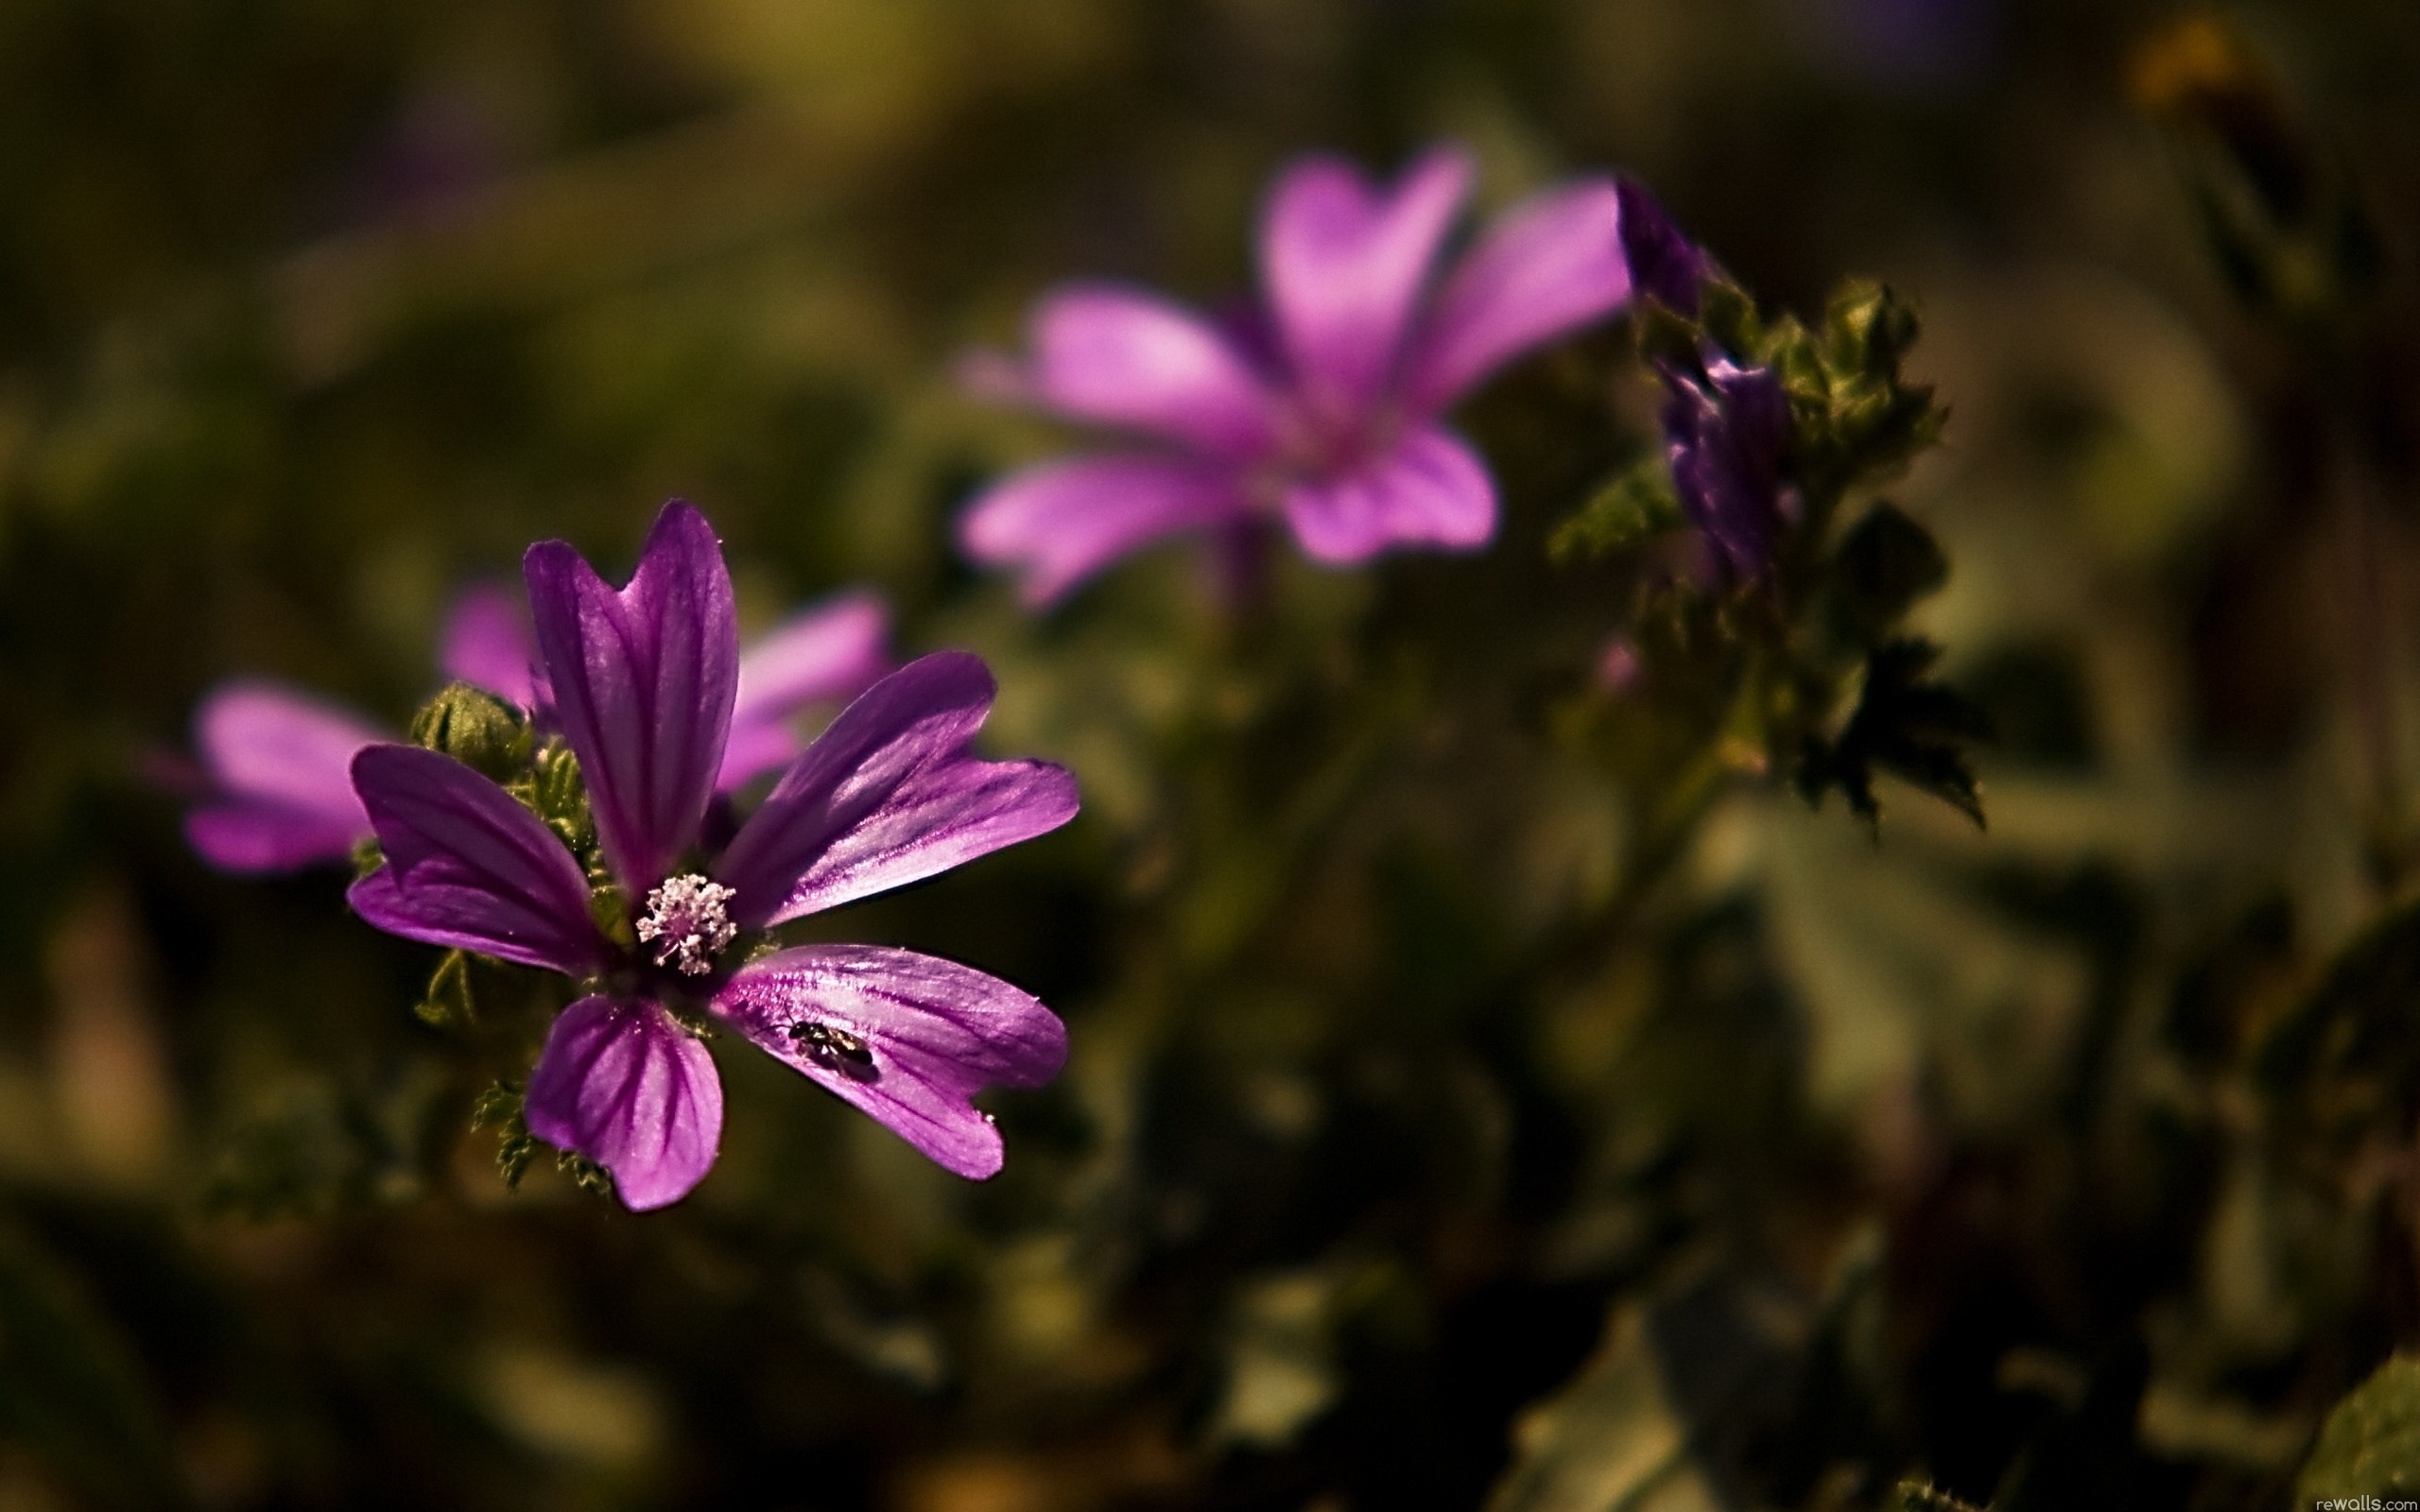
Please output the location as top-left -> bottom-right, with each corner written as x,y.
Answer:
182,582 -> 889,875
959,144 -> 1636,603
1662,358 -> 1795,583
348,502 -> 1077,1209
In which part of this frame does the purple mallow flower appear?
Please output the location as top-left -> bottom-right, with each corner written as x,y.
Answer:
958,144 -> 1636,603
1663,358 -> 1795,583
182,580 -> 889,874
346,502 -> 1078,1208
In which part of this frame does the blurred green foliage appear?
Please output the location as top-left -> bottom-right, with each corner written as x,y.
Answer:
0,1 -> 2418,1508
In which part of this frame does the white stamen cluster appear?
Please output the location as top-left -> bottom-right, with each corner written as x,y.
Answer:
635,873 -> 737,976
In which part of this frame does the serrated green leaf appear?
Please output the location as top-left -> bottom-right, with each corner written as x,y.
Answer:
1798,639 -> 1991,832
1551,465 -> 1686,564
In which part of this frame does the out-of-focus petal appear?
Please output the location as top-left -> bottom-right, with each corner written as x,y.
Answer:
713,945 -> 1065,1180
716,652 -> 1079,929
185,681 -> 380,872
197,681 -> 383,819
186,803 -> 370,873
1405,179 -> 1631,410
717,591 -> 890,790
957,452 -> 1247,606
1260,146 -> 1471,406
346,744 -> 603,975
438,583 -> 537,709
525,500 -> 738,893
1281,425 -> 1497,563
1022,284 -> 1279,457
525,994 -> 723,1211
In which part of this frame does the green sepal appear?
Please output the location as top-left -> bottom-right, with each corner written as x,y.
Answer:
589,885 -> 636,954
1632,300 -> 1704,372
1697,277 -> 1763,358
558,1150 -> 614,1199
409,682 -> 530,782
469,1080 -> 538,1190
413,950 -> 476,1029
1822,280 -> 1920,380
519,740 -> 594,857
350,834 -> 385,881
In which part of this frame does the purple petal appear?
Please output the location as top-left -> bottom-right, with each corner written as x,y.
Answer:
186,682 -> 380,872
719,591 -> 891,790
957,452 -> 1249,606
186,802 -> 372,874
1020,284 -> 1279,457
525,994 -> 723,1211
1405,179 -> 1631,410
438,583 -> 537,709
346,744 -> 603,975
1664,359 -> 1792,581
1281,425 -> 1498,563
525,500 -> 738,893
716,652 -> 1080,930
1259,146 -> 1470,406
713,945 -> 1065,1179
1613,176 -> 1711,317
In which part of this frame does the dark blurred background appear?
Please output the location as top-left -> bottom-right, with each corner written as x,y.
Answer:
2,1 -> 2418,1508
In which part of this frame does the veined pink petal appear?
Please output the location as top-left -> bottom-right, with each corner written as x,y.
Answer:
438,583 -> 537,709
719,591 -> 891,791
525,501 -> 738,894
1405,178 -> 1631,411
526,995 -> 723,1211
713,945 -> 1066,1179
1281,424 -> 1497,563
186,681 -> 381,872
346,744 -> 604,975
957,452 -> 1248,606
1260,145 -> 1471,407
1025,284 -> 1279,457
716,652 -> 1079,930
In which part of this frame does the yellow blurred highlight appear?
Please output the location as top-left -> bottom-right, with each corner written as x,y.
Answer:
44,885 -> 174,1187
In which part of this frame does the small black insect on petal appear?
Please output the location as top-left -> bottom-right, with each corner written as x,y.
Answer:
786,1020 -> 880,1082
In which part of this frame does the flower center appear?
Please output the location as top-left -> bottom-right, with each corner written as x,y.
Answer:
635,874 -> 737,977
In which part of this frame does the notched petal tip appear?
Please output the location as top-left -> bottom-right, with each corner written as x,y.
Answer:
526,995 -> 724,1211
524,499 -> 740,893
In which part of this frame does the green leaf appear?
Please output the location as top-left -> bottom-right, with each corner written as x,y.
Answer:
1797,639 -> 1992,832
1831,503 -> 1949,644
1551,465 -> 1686,565
2297,1355 -> 2420,1502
